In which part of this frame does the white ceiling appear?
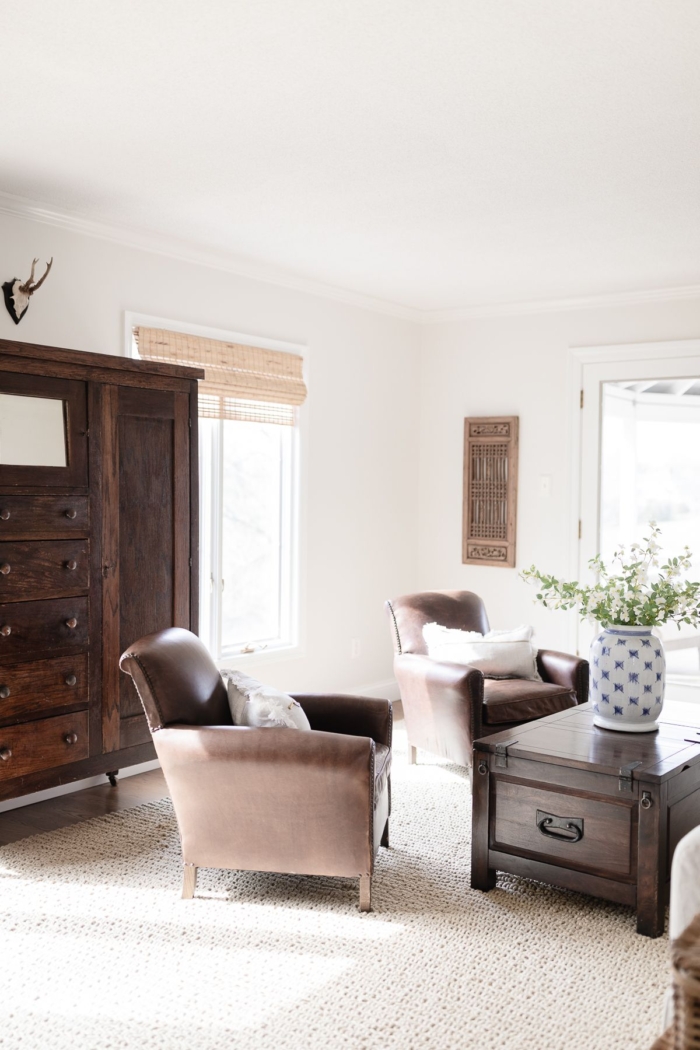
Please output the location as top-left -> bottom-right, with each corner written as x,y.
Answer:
0,1 -> 699,314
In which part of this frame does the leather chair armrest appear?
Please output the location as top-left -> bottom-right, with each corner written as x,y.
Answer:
154,723 -> 374,773
394,653 -> 484,759
291,694 -> 392,747
537,649 -> 590,703
153,725 -> 377,876
395,653 -> 483,694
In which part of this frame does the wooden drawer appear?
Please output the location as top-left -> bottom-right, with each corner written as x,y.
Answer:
0,653 -> 88,722
0,495 -> 89,540
0,597 -> 88,657
491,778 -> 634,877
0,540 -> 89,602
0,710 -> 89,780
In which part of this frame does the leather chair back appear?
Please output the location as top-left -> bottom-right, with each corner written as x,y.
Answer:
120,627 -> 232,730
385,590 -> 490,655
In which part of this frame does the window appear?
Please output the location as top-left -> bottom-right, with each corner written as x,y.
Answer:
131,322 -> 306,662
199,414 -> 297,658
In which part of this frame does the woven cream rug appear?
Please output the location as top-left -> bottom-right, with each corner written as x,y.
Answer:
0,732 -> 668,1050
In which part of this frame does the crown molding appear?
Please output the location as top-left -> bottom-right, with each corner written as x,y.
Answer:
0,189 -> 422,324
2,188 -> 700,325
422,283 -> 700,323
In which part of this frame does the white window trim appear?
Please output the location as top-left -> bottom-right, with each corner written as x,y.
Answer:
124,310 -> 308,669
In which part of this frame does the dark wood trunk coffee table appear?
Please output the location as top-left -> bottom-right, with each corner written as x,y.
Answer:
471,699 -> 700,936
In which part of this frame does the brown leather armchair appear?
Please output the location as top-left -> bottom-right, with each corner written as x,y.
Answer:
120,627 -> 392,912
385,590 -> 588,768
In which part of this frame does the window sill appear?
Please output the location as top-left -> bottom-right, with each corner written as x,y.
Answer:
215,644 -> 304,670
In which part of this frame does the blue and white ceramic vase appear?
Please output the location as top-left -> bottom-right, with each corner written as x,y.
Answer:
590,625 -> 665,732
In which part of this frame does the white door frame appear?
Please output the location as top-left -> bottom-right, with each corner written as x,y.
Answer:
567,338 -> 700,654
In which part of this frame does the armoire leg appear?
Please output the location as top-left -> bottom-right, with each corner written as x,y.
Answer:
359,875 -> 372,912
408,745 -> 417,765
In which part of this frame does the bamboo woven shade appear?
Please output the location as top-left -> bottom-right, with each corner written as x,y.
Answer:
462,417 -> 519,567
198,394 -> 294,426
134,327 -> 306,425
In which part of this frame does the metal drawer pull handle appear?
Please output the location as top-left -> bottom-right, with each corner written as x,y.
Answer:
65,560 -> 77,571
0,510 -> 9,521
0,563 -> 10,575
64,732 -> 78,746
65,618 -> 78,629
0,686 -> 9,699
0,747 -> 11,761
536,809 -> 584,843
65,509 -> 77,520
0,626 -> 11,637
65,674 -> 77,687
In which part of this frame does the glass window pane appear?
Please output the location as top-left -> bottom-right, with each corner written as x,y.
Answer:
600,383 -> 700,567
220,420 -> 286,649
600,380 -> 700,678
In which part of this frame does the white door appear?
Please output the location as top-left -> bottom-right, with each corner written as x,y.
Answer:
576,341 -> 700,692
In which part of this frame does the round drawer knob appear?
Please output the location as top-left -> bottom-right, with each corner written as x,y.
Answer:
64,732 -> 78,746
0,747 -> 12,761
65,618 -> 78,630
65,674 -> 77,687
65,509 -> 77,520
65,560 -> 78,571
0,564 -> 10,575
0,626 -> 11,638
0,686 -> 9,699
0,510 -> 9,521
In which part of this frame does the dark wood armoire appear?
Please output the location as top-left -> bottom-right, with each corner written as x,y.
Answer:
0,338 -> 202,802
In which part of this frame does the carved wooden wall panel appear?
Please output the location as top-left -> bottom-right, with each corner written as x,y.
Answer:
462,416 -> 518,567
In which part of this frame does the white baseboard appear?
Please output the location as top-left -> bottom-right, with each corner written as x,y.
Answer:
351,678 -> 400,701
0,759 -> 161,814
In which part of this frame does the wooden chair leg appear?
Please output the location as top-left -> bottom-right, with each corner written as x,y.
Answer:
408,745 -> 417,765
182,864 -> 197,899
359,874 -> 372,912
381,820 -> 389,848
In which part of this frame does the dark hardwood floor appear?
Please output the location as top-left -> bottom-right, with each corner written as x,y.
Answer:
0,768 -> 169,846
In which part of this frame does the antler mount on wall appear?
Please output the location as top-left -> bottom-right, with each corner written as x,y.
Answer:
2,257 -> 53,324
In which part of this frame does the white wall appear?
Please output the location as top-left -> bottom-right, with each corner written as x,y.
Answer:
4,203 -> 700,692
418,298 -> 700,654
0,210 -> 421,695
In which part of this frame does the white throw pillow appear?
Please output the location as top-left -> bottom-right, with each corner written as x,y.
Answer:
219,670 -> 311,729
422,623 -> 542,681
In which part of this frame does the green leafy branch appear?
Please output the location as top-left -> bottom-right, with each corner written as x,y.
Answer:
520,524 -> 700,628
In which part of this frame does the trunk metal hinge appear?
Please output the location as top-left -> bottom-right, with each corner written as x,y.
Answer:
494,740 -> 519,769
618,760 -> 642,792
